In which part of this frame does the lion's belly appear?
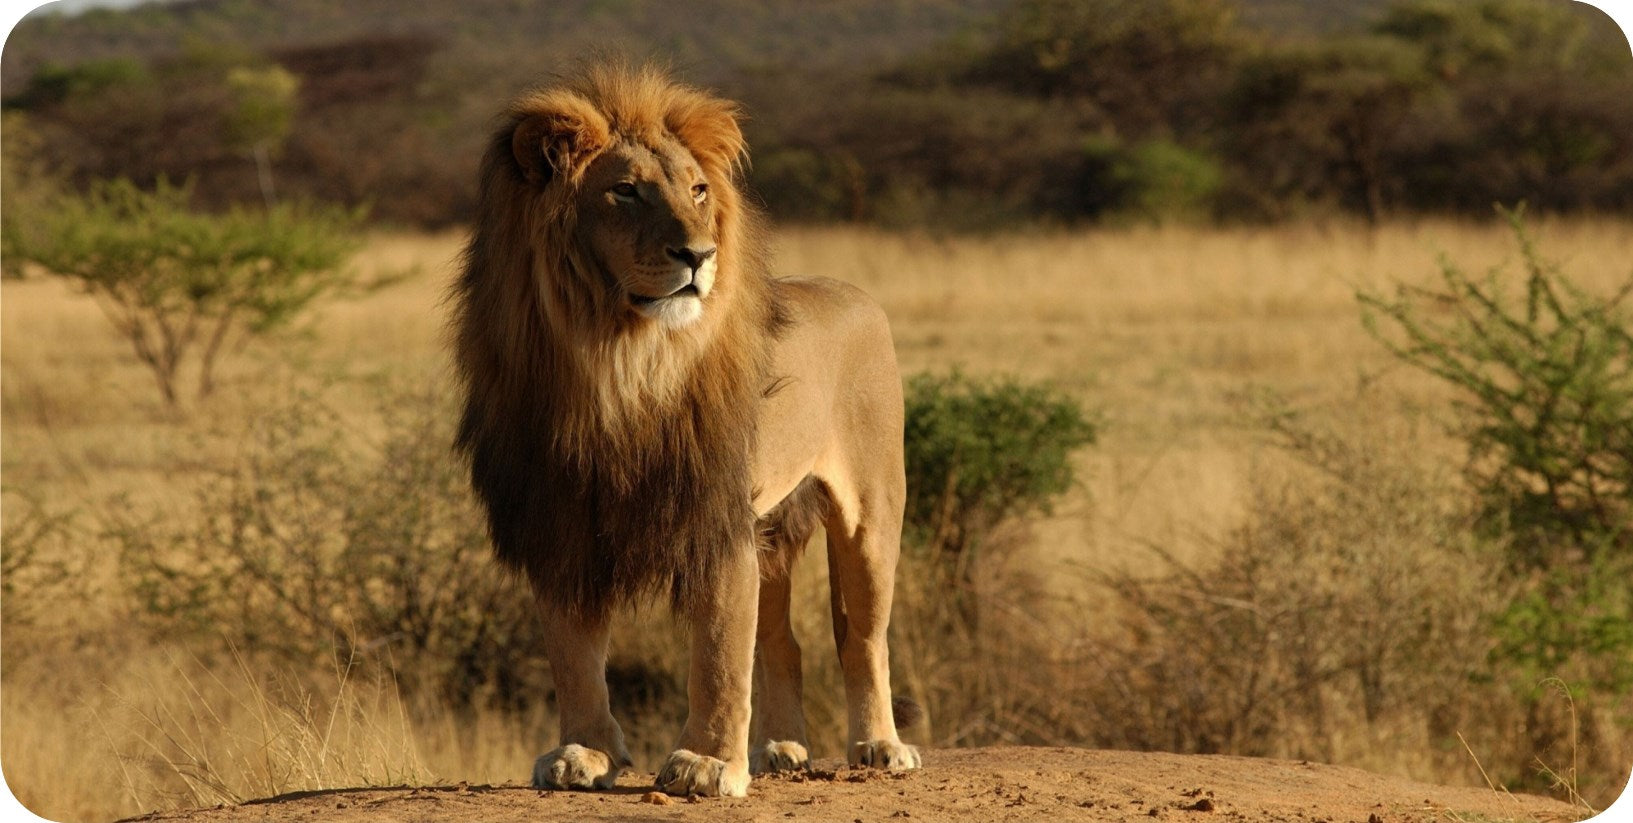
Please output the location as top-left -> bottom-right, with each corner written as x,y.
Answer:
750,385 -> 831,517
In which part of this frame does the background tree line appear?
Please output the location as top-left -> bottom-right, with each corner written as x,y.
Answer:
4,0 -> 1631,228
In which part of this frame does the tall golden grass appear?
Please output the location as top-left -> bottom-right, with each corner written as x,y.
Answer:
3,218 -> 1631,821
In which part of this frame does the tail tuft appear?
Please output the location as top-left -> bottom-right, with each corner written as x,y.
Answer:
891,696 -> 923,729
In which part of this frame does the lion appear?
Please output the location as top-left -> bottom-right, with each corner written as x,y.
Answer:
451,63 -> 920,798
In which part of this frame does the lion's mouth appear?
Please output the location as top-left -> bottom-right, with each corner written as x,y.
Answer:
630,283 -> 700,306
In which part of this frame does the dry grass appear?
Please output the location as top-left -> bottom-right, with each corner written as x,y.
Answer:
4,218 -> 1632,821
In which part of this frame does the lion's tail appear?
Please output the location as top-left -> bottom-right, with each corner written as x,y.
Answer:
891,696 -> 923,730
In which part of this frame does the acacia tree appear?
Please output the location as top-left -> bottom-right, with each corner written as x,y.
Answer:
1360,207 -> 1632,561
13,178 -> 361,406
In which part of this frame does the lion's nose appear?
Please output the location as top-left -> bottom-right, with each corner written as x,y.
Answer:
666,245 -> 716,273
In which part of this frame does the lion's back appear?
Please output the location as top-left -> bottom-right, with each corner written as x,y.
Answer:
771,276 -> 895,354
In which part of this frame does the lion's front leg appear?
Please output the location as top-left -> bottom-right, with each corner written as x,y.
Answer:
656,542 -> 758,798
532,603 -> 632,790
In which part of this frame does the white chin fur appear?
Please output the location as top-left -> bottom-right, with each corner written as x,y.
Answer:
636,295 -> 704,329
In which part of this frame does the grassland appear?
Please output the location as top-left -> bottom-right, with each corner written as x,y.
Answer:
3,218 -> 1631,821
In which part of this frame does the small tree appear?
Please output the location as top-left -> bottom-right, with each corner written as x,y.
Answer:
1083,136 -> 1225,224
1360,206 -> 1632,563
12,178 -> 361,406
903,370 -> 1099,579
1360,207 -> 1633,737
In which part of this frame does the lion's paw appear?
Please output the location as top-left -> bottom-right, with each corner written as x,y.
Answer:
532,744 -> 623,790
656,749 -> 750,797
750,740 -> 810,774
849,739 -> 921,770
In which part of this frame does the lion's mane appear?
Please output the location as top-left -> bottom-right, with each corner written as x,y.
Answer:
452,65 -> 782,620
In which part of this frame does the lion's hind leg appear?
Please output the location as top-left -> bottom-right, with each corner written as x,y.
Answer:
824,478 -> 920,772
750,478 -> 826,774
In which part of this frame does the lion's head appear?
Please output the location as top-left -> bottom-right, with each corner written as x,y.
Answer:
453,64 -> 777,619
496,65 -> 757,337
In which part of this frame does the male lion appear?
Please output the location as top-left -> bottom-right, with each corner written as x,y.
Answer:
451,64 -> 919,798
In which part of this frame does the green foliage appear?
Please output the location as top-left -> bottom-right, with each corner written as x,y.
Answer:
112,389 -> 548,709
1360,207 -> 1632,562
1491,561 -> 1633,696
6,0 -> 1632,227
970,0 -> 1243,133
1375,0 -> 1598,77
1360,208 -> 1633,756
902,370 -> 1098,571
224,64 -> 299,207
223,65 -> 298,150
4,57 -> 152,110
1,111 -> 57,279
749,146 -> 865,222
11,178 -> 362,405
1086,137 -> 1225,223
1224,35 -> 1432,220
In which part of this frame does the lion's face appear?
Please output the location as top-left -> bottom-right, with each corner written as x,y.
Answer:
503,81 -> 744,335
574,138 -> 719,330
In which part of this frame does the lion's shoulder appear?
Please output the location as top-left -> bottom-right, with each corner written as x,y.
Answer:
764,276 -> 896,398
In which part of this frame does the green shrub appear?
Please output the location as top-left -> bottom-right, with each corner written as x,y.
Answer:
902,370 -> 1098,574
885,371 -> 1097,746
1359,207 -> 1632,565
1359,209 -> 1633,801
1104,138 -> 1225,223
10,178 -> 362,405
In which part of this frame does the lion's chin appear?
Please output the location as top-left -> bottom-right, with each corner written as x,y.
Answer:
633,294 -> 704,329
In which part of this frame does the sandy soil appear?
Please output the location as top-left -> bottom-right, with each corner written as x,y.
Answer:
116,746 -> 1589,823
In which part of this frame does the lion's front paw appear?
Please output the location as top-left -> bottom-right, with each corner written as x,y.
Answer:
849,738 -> 921,770
750,740 -> 810,774
656,749 -> 750,797
532,743 -> 623,790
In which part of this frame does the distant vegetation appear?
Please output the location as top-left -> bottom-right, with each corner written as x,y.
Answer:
4,177 -> 361,406
3,0 -> 1630,228
2,2 -> 1631,815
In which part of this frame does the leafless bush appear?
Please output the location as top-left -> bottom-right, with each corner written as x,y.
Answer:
1049,392 -> 1630,807
1,495 -> 87,628
111,385 -> 548,710
1080,416 -> 1493,762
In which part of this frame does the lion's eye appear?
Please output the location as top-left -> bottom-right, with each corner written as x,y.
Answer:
610,182 -> 639,200
692,183 -> 708,204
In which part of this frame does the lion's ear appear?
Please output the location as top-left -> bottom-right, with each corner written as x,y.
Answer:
667,95 -> 746,177
510,93 -> 611,187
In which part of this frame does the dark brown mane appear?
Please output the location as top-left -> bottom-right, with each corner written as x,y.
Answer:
450,64 -> 780,620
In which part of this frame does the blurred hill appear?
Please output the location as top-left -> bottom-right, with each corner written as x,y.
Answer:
3,0 -> 1630,227
3,0 -> 1010,95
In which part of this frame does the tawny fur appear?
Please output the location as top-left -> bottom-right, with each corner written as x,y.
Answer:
451,63 -> 919,795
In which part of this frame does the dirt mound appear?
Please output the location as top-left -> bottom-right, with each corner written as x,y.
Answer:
118,747 -> 1589,823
